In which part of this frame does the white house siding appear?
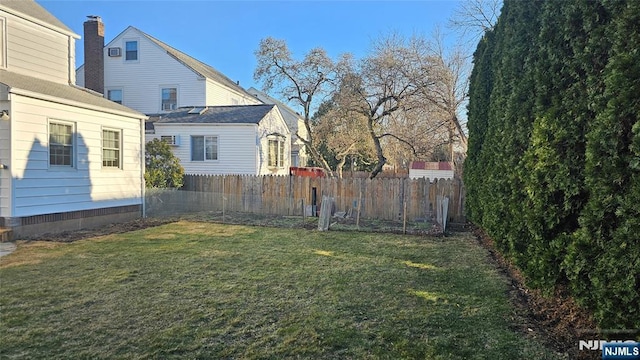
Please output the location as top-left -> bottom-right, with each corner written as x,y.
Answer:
103,28 -> 205,114
205,79 -> 262,106
257,107 -> 290,176
3,11 -> 71,84
153,123 -> 259,175
408,169 -> 454,181
10,94 -> 142,217
76,65 -> 85,87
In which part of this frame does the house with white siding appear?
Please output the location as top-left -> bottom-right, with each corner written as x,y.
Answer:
76,22 -> 262,114
0,0 -> 147,238
408,161 -> 455,181
147,105 -> 290,176
247,87 -> 308,167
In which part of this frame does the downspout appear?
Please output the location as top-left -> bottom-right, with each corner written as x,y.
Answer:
140,117 -> 146,218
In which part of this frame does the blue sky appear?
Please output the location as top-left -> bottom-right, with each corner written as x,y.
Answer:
39,0 -> 464,91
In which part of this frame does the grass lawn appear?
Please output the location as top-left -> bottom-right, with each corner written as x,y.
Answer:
0,221 -> 561,359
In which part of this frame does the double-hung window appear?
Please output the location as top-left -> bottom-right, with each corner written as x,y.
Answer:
102,128 -> 121,168
268,138 -> 285,168
125,40 -> 138,61
107,89 -> 122,104
162,88 -> 177,111
191,136 -> 217,161
49,121 -> 74,167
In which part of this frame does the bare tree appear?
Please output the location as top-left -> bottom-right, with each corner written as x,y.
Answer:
254,37 -> 337,176
419,37 -> 470,165
338,34 -> 431,179
449,0 -> 501,43
313,88 -> 375,178
255,34 -> 471,180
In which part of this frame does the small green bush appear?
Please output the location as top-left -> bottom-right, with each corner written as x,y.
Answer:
145,138 -> 184,188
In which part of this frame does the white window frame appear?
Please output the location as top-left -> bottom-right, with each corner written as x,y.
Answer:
124,39 -> 139,62
268,136 -> 286,168
48,120 -> 75,168
191,135 -> 218,161
102,127 -> 122,169
106,88 -> 123,104
161,86 -> 178,111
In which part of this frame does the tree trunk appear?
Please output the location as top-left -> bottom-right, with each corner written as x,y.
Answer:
368,118 -> 386,179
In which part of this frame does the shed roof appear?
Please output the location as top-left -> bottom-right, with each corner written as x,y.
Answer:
150,105 -> 277,125
410,161 -> 453,171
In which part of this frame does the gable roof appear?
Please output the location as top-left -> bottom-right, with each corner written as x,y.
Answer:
247,87 -> 302,131
0,0 -> 77,37
105,26 -> 258,100
1,70 -> 146,118
151,105 -> 278,125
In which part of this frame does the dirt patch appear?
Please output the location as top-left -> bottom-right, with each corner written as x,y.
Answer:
32,218 -> 176,243
472,226 -> 600,360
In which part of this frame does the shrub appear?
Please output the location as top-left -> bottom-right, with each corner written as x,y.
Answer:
145,138 -> 184,188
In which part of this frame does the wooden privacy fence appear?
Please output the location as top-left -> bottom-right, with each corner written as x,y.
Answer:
175,174 -> 465,223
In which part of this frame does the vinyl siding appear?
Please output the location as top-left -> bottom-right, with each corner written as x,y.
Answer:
408,169 -> 454,181
205,79 -> 262,106
10,94 -> 143,217
152,123 -> 258,175
3,10 -> 70,84
257,107 -> 290,176
76,65 -> 84,87
104,28 -> 205,114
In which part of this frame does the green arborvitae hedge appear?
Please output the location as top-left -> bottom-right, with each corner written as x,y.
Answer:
464,0 -> 640,329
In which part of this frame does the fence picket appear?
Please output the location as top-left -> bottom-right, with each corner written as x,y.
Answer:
178,174 -> 465,222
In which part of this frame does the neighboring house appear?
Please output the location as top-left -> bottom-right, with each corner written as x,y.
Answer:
146,105 -> 290,176
76,19 -> 262,114
247,87 -> 308,167
0,0 -> 147,238
408,161 -> 455,181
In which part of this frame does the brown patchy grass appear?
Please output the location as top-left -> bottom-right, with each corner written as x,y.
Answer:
0,221 -> 564,359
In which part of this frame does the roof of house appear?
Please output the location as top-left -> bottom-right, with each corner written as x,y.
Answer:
247,87 -> 302,131
0,0 -> 77,36
122,27 -> 258,100
1,70 -> 146,118
410,161 -> 454,171
150,105 -> 277,125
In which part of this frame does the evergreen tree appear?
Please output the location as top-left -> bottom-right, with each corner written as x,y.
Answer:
145,139 -> 184,188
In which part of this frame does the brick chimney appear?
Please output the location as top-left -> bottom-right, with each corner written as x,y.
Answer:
83,16 -> 104,94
